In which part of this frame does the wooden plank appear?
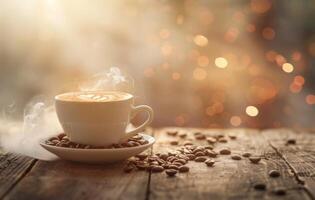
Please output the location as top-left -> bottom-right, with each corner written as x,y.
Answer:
262,129 -> 315,199
4,129 -> 154,200
0,152 -> 36,199
149,128 -> 310,200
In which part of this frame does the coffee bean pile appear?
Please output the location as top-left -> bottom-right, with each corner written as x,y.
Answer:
123,130 -> 263,178
45,133 -> 149,149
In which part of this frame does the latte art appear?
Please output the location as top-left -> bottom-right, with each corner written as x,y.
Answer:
56,91 -> 132,102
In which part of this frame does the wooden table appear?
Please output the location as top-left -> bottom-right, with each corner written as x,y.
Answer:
1,128 -> 315,200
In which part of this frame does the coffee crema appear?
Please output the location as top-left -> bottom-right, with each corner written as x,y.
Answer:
56,91 -> 132,102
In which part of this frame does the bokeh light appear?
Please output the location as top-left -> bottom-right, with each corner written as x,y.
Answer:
193,35 -> 208,47
282,63 -> 294,73
246,106 -> 259,117
214,57 -> 228,68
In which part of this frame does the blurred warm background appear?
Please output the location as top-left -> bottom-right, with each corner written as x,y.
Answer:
1,0 -> 315,129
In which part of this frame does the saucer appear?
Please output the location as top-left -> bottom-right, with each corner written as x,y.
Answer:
40,133 -> 155,163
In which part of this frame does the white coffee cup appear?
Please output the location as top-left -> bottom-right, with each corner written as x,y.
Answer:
55,91 -> 153,146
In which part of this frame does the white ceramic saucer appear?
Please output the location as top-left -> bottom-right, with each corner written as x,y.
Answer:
40,133 -> 155,163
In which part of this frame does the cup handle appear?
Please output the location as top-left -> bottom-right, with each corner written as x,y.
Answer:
120,105 -> 153,142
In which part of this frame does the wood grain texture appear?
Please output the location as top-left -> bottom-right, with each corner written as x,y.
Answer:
149,128 -> 311,200
0,153 -> 36,199
262,129 -> 315,199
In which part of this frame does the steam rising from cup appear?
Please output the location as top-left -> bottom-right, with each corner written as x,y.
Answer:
0,67 -> 132,160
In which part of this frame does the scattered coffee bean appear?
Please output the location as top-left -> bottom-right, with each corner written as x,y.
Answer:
195,134 -> 206,140
186,154 -> 196,160
170,140 -> 179,145
194,132 -> 202,136
195,151 -> 206,157
286,138 -> 296,145
167,131 -> 178,136
178,166 -> 189,173
57,133 -> 66,140
269,170 -> 281,177
228,135 -> 237,140
151,165 -> 164,173
273,188 -> 286,195
242,152 -> 251,157
253,183 -> 266,190
159,153 -> 168,161
231,155 -> 242,160
165,169 -> 177,177
205,159 -> 215,167
218,138 -> 228,143
219,148 -> 231,155
249,156 -> 261,164
205,150 -> 218,158
179,133 -> 187,138
168,164 -> 179,170
195,156 -> 207,162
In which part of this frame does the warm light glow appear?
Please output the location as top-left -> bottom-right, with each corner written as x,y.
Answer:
262,27 -> 275,40
161,43 -> 173,56
193,35 -> 208,47
172,72 -> 181,80
197,56 -> 210,67
290,83 -> 302,93
293,76 -> 305,86
215,57 -> 228,68
193,68 -> 207,80
230,116 -> 242,127
306,95 -> 315,105
246,106 -> 259,117
251,0 -> 272,14
282,63 -> 294,73
159,29 -> 170,39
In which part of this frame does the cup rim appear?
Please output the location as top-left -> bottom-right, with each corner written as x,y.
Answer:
55,91 -> 133,103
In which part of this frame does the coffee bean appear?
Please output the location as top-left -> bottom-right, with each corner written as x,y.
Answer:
170,140 -> 179,145
249,156 -> 261,164
45,141 -> 54,145
195,151 -> 206,157
178,166 -> 189,173
273,188 -> 286,195
131,135 -> 143,140
205,150 -> 218,158
151,165 -> 164,173
167,131 -> 178,136
165,169 -> 177,177
186,154 -> 196,160
159,153 -> 169,161
195,134 -> 206,140
231,155 -> 242,160
215,134 -> 224,139
204,145 -> 214,150
168,165 -> 179,170
205,159 -> 215,167
179,133 -> 187,138
219,148 -> 231,155
253,183 -> 266,190
49,137 -> 59,142
242,152 -> 251,157
206,137 -> 217,144
176,159 -> 187,165
286,138 -> 296,145
269,170 -> 281,177
135,154 -> 148,160
228,135 -> 237,140
57,133 -> 66,140
218,138 -> 228,143
124,165 -> 134,173
172,162 -> 183,167
195,156 -> 207,162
